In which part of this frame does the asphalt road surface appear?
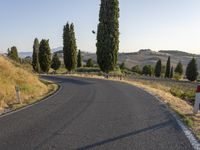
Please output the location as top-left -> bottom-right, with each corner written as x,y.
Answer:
0,76 -> 194,150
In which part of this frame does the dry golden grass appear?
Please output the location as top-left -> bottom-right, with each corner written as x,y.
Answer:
0,55 -> 49,110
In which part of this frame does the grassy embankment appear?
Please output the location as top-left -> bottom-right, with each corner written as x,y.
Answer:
0,55 -> 58,113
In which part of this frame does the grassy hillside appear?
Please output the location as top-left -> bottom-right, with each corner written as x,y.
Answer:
0,55 -> 49,110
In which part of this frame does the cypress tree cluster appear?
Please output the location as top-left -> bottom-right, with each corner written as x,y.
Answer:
39,39 -> 51,73
96,0 -> 120,73
63,23 -> 77,72
51,53 -> 61,71
155,59 -> 162,77
32,38 -> 40,73
7,46 -> 20,62
77,50 -> 82,68
165,56 -> 171,78
186,58 -> 198,81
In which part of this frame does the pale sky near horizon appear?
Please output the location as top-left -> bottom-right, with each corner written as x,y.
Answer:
0,0 -> 200,54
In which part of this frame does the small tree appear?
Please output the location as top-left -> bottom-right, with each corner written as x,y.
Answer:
77,50 -> 82,68
155,59 -> 162,77
39,39 -> 51,73
165,56 -> 171,78
8,46 -> 20,62
142,65 -> 153,76
132,65 -> 141,74
86,59 -> 94,67
175,61 -> 183,75
186,58 -> 198,81
51,53 -> 61,71
170,66 -> 174,78
120,62 -> 125,70
32,38 -> 40,73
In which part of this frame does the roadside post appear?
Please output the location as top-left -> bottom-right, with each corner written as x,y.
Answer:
15,85 -> 22,104
193,85 -> 200,114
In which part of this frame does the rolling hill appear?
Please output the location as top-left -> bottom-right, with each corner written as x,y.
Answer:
53,48 -> 200,71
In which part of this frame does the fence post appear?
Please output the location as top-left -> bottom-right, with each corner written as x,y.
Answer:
193,85 -> 200,114
15,85 -> 22,104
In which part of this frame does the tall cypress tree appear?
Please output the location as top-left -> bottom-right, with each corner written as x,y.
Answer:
63,23 -> 70,70
96,0 -> 120,73
69,24 -> 77,70
32,38 -> 40,73
165,56 -> 171,78
186,58 -> 198,81
39,39 -> 51,73
155,59 -> 162,77
8,46 -> 20,62
170,66 -> 174,78
77,50 -> 82,68
63,23 -> 77,71
175,61 -> 183,75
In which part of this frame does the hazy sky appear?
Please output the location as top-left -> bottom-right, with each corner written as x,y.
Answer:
1,0 -> 200,53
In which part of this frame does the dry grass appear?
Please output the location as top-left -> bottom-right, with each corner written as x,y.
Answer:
0,55 -> 49,110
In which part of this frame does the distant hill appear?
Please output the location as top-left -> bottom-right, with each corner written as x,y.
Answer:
18,47 -> 62,58
75,49 -> 200,71
19,52 -> 32,58
118,50 -> 200,71
19,47 -> 200,71
159,50 -> 199,57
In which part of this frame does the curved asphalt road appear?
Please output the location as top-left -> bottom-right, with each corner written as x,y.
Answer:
0,76 -> 194,150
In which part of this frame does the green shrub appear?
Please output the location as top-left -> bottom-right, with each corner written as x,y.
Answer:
173,73 -> 182,80
76,67 -> 100,73
170,86 -> 195,101
183,117 -> 193,128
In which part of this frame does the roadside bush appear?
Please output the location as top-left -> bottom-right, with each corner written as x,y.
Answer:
86,59 -> 94,67
76,67 -> 100,73
170,86 -> 195,101
173,73 -> 182,80
132,65 -> 141,74
183,117 -> 193,128
142,65 -> 153,76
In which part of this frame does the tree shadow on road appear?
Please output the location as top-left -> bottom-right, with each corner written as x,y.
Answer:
76,120 -> 172,150
41,76 -> 93,86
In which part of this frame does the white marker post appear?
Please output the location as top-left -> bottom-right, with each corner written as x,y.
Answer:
193,85 -> 200,114
15,85 -> 22,104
